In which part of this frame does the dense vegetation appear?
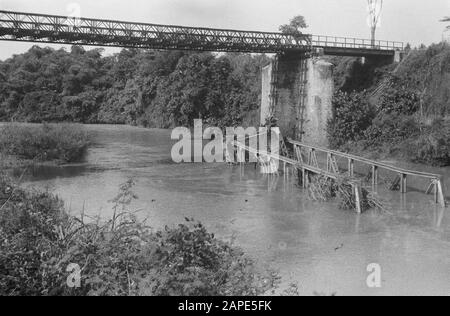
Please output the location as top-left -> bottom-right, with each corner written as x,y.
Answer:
393,43 -> 450,117
0,46 -> 269,128
0,123 -> 90,164
0,42 -> 449,166
327,43 -> 450,166
0,176 -> 278,296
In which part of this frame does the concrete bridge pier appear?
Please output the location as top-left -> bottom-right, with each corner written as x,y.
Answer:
261,53 -> 334,147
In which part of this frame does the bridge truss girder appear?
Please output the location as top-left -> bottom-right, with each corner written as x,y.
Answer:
0,10 -> 312,54
0,10 -> 404,56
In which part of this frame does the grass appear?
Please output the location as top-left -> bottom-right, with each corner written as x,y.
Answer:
0,123 -> 90,165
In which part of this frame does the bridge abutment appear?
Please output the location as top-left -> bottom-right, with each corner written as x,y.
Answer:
261,54 -> 334,147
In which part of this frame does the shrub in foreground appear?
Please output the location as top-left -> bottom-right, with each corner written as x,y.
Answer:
0,123 -> 90,163
0,176 -> 278,296
0,175 -> 68,295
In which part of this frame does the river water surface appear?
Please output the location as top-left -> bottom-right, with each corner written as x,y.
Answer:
21,125 -> 450,296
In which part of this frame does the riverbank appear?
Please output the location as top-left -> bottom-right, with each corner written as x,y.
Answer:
0,123 -> 91,169
0,173 -> 279,296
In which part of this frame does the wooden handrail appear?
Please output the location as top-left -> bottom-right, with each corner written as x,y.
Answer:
287,138 -> 442,180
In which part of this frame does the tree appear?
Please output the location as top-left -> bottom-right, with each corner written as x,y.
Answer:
0,45 -> 270,127
279,15 -> 308,38
367,0 -> 383,47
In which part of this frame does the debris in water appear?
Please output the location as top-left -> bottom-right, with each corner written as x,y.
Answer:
307,175 -> 386,213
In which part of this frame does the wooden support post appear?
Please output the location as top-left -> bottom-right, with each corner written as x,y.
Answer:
372,165 -> 378,189
303,169 -> 308,188
327,154 -> 331,172
348,159 -> 354,177
434,181 -> 439,204
436,180 -> 446,208
400,174 -> 407,194
353,183 -> 362,214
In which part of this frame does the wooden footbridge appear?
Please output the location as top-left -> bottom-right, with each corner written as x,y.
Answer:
233,138 -> 447,213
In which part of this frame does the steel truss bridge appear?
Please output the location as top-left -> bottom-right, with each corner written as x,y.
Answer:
0,10 -> 403,57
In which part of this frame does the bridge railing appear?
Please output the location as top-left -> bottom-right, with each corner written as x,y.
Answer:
312,35 -> 404,51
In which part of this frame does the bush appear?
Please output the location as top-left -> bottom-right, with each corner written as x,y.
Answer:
0,123 -> 90,163
327,91 -> 376,149
363,113 -> 421,147
410,119 -> 450,166
0,175 -> 68,295
0,176 -> 278,296
379,84 -> 420,116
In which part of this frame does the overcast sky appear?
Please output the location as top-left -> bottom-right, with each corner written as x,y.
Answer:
0,0 -> 449,60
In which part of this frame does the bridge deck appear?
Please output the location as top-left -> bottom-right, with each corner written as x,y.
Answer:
0,10 -> 403,56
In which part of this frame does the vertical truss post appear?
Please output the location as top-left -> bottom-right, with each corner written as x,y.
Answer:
400,173 -> 407,194
372,165 -> 379,190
